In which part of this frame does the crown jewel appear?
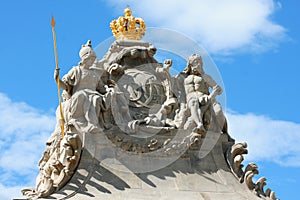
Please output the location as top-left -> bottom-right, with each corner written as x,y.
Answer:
110,8 -> 146,40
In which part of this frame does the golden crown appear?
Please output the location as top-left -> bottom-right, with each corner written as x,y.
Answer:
110,8 -> 146,40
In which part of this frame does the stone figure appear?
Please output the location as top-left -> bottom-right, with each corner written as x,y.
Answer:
155,59 -> 176,102
54,40 -> 112,134
144,59 -> 178,127
181,54 -> 223,134
21,91 -> 82,198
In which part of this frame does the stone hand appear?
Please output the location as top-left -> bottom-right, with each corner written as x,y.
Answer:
105,85 -> 114,93
214,85 -> 222,95
54,68 -> 60,81
163,59 -> 172,68
209,85 -> 222,100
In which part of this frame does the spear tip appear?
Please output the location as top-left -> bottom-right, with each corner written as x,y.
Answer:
51,16 -> 56,27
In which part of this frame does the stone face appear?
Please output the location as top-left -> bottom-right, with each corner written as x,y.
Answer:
20,38 -> 278,200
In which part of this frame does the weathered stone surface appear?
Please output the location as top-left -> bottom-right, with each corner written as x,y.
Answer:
30,134 -> 264,200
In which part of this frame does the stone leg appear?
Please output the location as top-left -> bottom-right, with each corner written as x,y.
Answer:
188,98 -> 205,133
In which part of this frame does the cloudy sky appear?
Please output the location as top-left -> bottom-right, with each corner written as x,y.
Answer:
0,0 -> 299,199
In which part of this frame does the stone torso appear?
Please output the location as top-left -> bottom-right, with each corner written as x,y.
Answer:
184,74 -> 209,96
73,68 -> 101,93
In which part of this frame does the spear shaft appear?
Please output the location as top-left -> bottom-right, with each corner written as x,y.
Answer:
51,16 -> 65,138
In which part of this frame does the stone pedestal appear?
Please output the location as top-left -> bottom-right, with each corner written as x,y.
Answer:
34,132 -> 264,200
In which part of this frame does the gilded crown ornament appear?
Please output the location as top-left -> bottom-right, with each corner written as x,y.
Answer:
110,7 -> 146,40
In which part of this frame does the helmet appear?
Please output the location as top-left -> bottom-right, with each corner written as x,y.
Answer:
79,40 -> 96,60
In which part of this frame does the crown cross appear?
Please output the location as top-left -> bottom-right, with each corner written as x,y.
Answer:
110,8 -> 146,40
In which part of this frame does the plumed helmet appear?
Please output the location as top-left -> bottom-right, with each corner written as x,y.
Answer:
79,40 -> 96,60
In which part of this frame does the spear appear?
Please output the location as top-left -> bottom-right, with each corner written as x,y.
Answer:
51,16 -> 65,138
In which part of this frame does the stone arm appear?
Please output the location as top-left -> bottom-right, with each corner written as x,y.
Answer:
203,74 -> 217,88
155,59 -> 172,78
114,48 -> 132,63
155,59 -> 175,100
107,47 -> 140,75
175,72 -> 187,105
96,80 -> 107,94
96,76 -> 116,95
203,74 -> 222,100
163,59 -> 172,69
54,69 -> 68,92
112,46 -> 142,64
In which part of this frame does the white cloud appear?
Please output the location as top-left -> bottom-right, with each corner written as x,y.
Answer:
0,93 -> 55,200
106,0 -> 286,54
0,183 -> 25,200
227,110 -> 300,167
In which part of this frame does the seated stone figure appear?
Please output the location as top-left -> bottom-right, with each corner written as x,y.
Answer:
54,40 -> 111,134
182,54 -> 223,134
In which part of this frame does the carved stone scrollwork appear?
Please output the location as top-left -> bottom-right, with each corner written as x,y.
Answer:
226,142 -> 279,200
226,142 -> 248,178
148,138 -> 159,151
242,162 -> 259,190
255,177 -> 267,197
265,188 -> 278,200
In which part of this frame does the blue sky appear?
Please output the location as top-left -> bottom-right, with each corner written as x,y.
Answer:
0,0 -> 299,199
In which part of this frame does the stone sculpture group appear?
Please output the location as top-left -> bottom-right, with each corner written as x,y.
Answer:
21,8 -> 278,200
21,36 -> 227,198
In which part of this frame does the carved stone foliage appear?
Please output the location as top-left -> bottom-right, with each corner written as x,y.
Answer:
22,132 -> 82,198
105,127 -> 207,158
226,142 -> 279,200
